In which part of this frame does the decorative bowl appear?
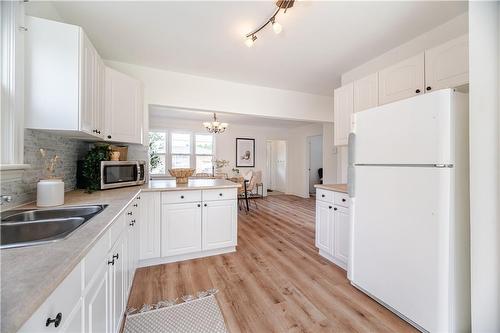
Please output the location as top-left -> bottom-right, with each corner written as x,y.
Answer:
168,168 -> 195,184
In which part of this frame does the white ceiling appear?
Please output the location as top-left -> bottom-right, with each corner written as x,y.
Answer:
149,105 -> 316,129
45,1 -> 467,96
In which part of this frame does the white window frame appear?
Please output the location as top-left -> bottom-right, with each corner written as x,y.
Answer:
1,1 -> 29,177
149,129 -> 215,177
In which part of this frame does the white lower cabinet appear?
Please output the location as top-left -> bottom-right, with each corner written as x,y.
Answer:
161,202 -> 202,256
333,206 -> 350,264
202,200 -> 237,250
315,200 -> 333,253
84,263 -> 109,333
138,192 -> 161,260
315,190 -> 350,270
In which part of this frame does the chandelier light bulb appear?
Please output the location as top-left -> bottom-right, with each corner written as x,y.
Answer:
245,35 -> 257,47
272,21 -> 282,34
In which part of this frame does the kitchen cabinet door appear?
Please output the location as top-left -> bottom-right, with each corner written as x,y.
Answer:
425,34 -> 468,92
80,33 -> 95,136
378,53 -> 425,105
61,299 -> 83,333
353,73 -> 378,113
334,83 -> 354,146
315,200 -> 333,254
105,67 -> 143,144
84,264 -> 110,333
139,192 -> 161,260
109,234 -> 126,333
202,200 -> 237,251
161,202 -> 202,257
333,206 -> 350,266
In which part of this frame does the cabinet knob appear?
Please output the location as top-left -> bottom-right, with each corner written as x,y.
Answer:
334,207 -> 338,211
426,86 -> 432,91
113,253 -> 119,260
46,313 -> 62,327
129,222 -> 134,226
219,193 -> 223,196
321,194 -> 325,198
107,259 -> 115,265
107,135 -> 112,139
197,204 -> 201,207
127,212 -> 133,215
342,198 -> 346,202
92,129 -> 97,133
137,196 -> 141,200
133,204 -> 138,207
204,203 -> 207,207
415,89 -> 421,94
180,195 -> 184,199
329,206 -> 332,209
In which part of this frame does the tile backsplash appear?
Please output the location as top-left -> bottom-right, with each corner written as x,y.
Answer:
0,130 -> 148,210
1,130 -> 89,209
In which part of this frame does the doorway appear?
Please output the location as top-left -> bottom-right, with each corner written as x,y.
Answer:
266,140 -> 287,195
307,135 -> 323,195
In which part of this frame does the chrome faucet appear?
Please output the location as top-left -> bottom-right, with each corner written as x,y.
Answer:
0,195 -> 13,205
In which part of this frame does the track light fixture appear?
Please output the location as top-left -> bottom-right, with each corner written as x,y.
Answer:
244,0 -> 295,47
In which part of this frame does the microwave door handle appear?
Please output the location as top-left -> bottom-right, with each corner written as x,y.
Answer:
136,162 -> 141,182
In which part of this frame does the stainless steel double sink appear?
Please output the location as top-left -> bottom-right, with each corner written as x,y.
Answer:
0,205 -> 107,249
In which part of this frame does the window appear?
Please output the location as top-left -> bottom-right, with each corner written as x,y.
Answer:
171,133 -> 191,168
149,130 -> 214,176
149,131 -> 167,175
195,134 -> 214,174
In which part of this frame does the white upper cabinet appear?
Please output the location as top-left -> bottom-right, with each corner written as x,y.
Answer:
334,83 -> 354,146
353,73 -> 378,113
378,53 -> 425,105
105,67 -> 143,144
425,34 -> 468,92
25,16 -> 104,138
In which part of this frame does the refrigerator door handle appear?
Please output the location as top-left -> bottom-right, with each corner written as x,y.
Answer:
348,132 -> 356,198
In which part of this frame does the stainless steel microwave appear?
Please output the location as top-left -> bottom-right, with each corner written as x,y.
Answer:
100,160 -> 146,190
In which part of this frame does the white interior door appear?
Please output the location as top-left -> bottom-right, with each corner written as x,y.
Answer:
308,136 -> 323,194
351,165 -> 452,332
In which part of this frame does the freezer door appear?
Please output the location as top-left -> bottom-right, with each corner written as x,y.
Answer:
354,89 -> 453,165
351,166 -> 452,332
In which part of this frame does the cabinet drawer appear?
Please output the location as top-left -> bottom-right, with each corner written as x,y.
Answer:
19,263 -> 82,332
334,192 -> 350,208
162,190 -> 202,204
203,188 -> 237,201
317,189 -> 334,203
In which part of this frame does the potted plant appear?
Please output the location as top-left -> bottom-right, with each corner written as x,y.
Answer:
82,143 -> 111,192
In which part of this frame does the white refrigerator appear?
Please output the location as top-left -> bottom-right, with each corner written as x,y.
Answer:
348,89 -> 470,332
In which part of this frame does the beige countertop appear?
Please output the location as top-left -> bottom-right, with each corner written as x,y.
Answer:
0,179 -> 240,333
314,183 -> 348,193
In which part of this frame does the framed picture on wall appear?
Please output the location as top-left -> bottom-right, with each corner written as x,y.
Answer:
236,138 -> 255,167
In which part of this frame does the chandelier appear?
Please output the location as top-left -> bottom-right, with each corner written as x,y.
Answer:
203,113 -> 228,134
244,0 -> 295,47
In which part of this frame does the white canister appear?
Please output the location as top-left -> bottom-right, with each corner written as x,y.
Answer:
37,179 -> 65,207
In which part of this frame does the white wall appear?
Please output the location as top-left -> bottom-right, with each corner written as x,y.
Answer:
335,13 -> 469,183
150,116 -> 323,198
106,61 -> 334,123
322,123 -> 338,184
469,2 -> 500,331
286,123 -> 324,197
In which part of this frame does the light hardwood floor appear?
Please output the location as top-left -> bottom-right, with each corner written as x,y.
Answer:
127,195 -> 417,332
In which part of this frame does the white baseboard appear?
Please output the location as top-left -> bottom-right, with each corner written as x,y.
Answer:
138,246 -> 236,267
319,249 -> 347,270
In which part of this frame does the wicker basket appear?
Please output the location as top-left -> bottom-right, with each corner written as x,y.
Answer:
168,168 -> 195,184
